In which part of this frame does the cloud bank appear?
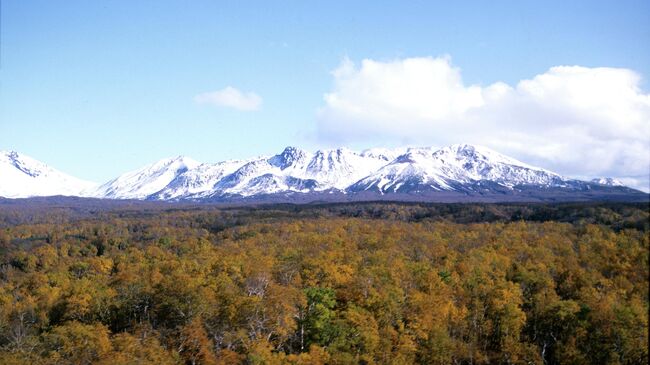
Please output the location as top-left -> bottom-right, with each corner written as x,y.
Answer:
317,56 -> 650,191
195,86 -> 262,111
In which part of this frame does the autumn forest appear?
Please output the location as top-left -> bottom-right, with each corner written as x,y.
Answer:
0,201 -> 647,364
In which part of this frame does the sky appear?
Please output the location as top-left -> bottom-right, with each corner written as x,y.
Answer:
1,1 -> 649,191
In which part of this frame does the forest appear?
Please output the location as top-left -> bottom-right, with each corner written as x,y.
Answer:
0,201 -> 647,364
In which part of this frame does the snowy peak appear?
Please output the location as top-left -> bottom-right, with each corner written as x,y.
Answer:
0,151 -> 97,198
3,150 -> 46,178
432,144 -> 540,170
360,147 -> 405,162
591,177 -> 624,187
198,146 -> 391,197
429,143 -> 560,184
303,148 -> 388,189
269,147 -> 308,170
1,146 -> 643,201
349,144 -> 564,193
93,156 -> 200,199
148,156 -> 200,171
151,159 -> 247,200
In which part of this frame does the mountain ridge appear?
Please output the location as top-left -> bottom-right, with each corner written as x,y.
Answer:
1,146 -> 647,202
0,150 -> 97,198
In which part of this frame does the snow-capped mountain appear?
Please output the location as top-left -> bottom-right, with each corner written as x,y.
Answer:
93,156 -> 200,199
149,159 -> 249,200
1,145 -> 646,202
349,144 -> 567,193
591,177 -> 624,187
0,151 -> 97,198
148,147 -> 397,199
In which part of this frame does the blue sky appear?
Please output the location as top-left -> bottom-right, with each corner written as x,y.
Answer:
1,0 -> 649,188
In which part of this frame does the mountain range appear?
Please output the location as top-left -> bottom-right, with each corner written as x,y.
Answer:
1,145 -> 646,203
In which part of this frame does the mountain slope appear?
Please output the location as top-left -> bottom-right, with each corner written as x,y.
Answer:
93,156 -> 200,199
0,151 -> 97,198
1,145 -> 646,202
348,144 -> 568,194
153,147 -> 396,199
149,159 -> 250,200
591,177 -> 624,187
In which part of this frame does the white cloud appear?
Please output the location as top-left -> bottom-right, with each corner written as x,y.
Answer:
317,56 -> 650,191
195,86 -> 262,111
